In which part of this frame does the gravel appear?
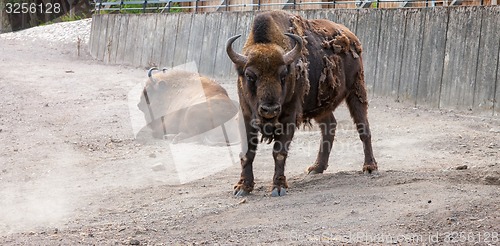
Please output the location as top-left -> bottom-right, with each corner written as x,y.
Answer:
0,19 -> 92,45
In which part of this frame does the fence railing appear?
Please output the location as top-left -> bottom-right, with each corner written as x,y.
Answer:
93,0 -> 496,13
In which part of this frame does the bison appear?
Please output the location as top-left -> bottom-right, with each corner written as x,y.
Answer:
226,10 -> 378,197
137,68 -> 239,145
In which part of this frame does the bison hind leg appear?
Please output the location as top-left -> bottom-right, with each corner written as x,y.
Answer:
345,85 -> 378,173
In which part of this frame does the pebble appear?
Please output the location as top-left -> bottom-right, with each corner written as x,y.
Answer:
0,19 -> 92,45
129,239 -> 140,245
455,165 -> 468,170
489,128 -> 500,133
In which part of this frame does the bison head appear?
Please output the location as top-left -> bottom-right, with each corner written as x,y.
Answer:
226,33 -> 303,132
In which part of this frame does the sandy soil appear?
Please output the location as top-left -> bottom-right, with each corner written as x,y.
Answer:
0,35 -> 499,245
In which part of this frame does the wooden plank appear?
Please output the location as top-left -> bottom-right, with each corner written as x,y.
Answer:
140,14 -> 159,68
186,13 -> 207,73
96,14 -> 108,61
416,8 -> 448,108
227,11 -> 253,78
159,14 -> 180,68
109,14 -> 122,64
474,7 -> 500,113
133,14 -> 149,68
213,12 -> 238,78
115,14 -> 130,65
356,9 -> 382,97
440,7 -> 482,110
496,33 -> 500,116
315,9 -> 328,20
374,9 -> 405,99
327,9 -> 358,32
103,14 -> 115,64
124,15 -> 139,66
172,13 -> 194,68
150,14 -> 167,69
398,8 -> 425,104
198,12 -> 222,77
89,14 -> 100,59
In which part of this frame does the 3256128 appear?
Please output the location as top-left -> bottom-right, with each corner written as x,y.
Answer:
5,2 -> 61,14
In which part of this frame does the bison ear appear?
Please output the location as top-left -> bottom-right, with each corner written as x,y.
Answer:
157,80 -> 168,90
236,66 -> 244,76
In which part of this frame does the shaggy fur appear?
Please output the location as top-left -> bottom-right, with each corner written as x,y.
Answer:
228,10 -> 378,196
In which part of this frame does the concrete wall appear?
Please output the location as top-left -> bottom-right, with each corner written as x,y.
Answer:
89,6 -> 500,115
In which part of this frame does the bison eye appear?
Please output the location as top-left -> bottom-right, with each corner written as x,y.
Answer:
245,71 -> 257,84
246,75 -> 255,83
279,67 -> 288,86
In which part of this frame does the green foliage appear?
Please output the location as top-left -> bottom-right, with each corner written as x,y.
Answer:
60,13 -> 88,22
167,2 -> 183,13
97,0 -> 185,14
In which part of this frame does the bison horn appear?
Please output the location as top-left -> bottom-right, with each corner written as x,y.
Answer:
148,67 -> 159,83
148,67 -> 158,78
283,33 -> 303,65
226,34 -> 248,67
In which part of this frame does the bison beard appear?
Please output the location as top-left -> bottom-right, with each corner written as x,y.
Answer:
227,10 -> 378,197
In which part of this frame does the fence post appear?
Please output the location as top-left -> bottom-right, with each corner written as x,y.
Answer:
98,0 -> 102,14
143,0 -> 147,13
225,0 -> 229,11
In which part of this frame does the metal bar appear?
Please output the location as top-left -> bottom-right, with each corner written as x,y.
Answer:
94,0 -> 490,12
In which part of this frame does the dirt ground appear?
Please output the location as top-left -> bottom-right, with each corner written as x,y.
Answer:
0,37 -> 499,245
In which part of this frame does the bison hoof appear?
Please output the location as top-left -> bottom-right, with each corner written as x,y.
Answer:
306,166 -> 324,175
234,189 -> 250,197
271,187 -> 286,197
363,163 -> 378,174
307,169 -> 321,175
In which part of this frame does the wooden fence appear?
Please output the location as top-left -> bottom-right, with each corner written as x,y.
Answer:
89,6 -> 500,115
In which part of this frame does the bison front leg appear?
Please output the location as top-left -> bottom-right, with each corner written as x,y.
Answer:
234,118 -> 258,197
308,113 -> 336,174
271,123 -> 295,197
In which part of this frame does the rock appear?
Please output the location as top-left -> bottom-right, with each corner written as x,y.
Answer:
129,239 -> 140,245
455,165 -> 468,170
151,163 -> 165,171
489,128 -> 500,133
110,138 -> 122,143
484,176 -> 500,185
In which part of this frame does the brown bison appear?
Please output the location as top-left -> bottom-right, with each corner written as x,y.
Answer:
137,68 -> 239,144
226,10 -> 378,197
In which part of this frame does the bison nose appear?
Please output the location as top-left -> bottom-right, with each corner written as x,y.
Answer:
259,104 -> 281,119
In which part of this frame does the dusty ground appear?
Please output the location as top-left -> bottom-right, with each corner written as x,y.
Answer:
0,30 -> 499,245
